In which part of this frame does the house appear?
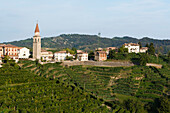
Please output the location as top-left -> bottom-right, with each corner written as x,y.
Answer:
95,51 -> 107,61
41,50 -> 53,61
0,44 -> 30,62
54,51 -> 73,62
77,52 -> 88,61
18,47 -> 30,59
77,50 -> 83,53
106,47 -> 117,55
95,48 -> 103,51
124,43 -> 140,53
140,47 -> 148,53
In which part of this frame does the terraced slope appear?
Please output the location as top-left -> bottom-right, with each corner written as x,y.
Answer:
0,63 -> 110,112
17,60 -> 170,112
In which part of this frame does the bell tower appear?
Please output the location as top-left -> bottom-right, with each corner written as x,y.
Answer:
33,23 -> 41,60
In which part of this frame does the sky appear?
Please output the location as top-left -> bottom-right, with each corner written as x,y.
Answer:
0,0 -> 170,42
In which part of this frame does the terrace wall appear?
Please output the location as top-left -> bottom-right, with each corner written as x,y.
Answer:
62,61 -> 134,67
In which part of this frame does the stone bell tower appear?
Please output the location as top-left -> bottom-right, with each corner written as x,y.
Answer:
33,23 -> 41,60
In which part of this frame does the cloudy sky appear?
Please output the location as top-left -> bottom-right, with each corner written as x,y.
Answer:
0,0 -> 170,42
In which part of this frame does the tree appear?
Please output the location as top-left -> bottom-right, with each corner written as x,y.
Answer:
72,47 -> 77,54
3,55 -> 10,63
138,42 -> 142,48
65,48 -> 75,54
148,43 -> 155,55
145,43 -> 149,47
88,51 -> 94,60
118,46 -> 128,53
139,53 -> 149,65
123,99 -> 145,113
66,55 -> 73,60
108,50 -> 116,59
155,97 -> 170,113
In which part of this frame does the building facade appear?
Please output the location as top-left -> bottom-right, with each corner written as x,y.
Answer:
124,43 -> 140,53
0,44 -> 30,62
54,51 -> 72,62
18,47 -> 30,59
33,23 -> 41,60
41,50 -> 53,61
140,47 -> 148,53
77,52 -> 88,61
95,51 -> 107,61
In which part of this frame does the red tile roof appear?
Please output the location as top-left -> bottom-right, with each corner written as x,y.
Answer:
124,43 -> 139,46
55,51 -> 67,53
0,44 -> 18,48
97,51 -> 106,54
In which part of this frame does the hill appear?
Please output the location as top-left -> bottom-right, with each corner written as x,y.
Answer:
4,34 -> 170,53
16,59 -> 170,113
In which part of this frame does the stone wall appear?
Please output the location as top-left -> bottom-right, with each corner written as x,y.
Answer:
62,61 -> 134,67
146,63 -> 162,69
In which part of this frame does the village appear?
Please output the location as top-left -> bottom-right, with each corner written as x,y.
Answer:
0,23 -> 148,67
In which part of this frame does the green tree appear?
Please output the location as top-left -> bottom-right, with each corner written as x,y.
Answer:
139,53 -> 149,65
88,50 -> 94,60
66,55 -> 73,60
138,42 -> 142,48
118,46 -> 128,53
65,48 -> 75,54
123,99 -> 145,113
148,43 -> 155,55
3,55 -> 10,63
108,50 -> 116,59
156,97 -> 170,113
145,43 -> 149,47
72,47 -> 77,54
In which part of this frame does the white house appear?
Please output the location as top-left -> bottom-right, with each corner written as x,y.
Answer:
54,51 -> 72,62
18,47 -> 30,59
41,50 -> 53,61
140,47 -> 148,53
77,52 -> 88,61
124,43 -> 140,53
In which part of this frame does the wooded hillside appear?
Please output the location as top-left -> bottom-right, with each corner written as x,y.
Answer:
4,34 -> 170,53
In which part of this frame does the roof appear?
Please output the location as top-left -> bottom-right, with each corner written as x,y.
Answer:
106,47 -> 117,50
0,44 -> 18,48
35,23 -> 40,33
77,52 -> 88,54
124,43 -> 139,46
140,47 -> 148,50
95,48 -> 103,51
96,51 -> 107,54
77,50 -> 83,53
55,51 -> 67,53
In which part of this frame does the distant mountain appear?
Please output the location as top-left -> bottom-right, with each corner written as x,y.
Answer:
4,34 -> 170,53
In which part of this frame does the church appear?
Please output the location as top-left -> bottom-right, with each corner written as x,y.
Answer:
33,23 -> 53,61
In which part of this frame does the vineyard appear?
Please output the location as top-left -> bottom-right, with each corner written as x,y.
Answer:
0,59 -> 169,112
0,63 -> 109,112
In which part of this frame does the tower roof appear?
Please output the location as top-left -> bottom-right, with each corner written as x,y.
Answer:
35,23 -> 40,33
